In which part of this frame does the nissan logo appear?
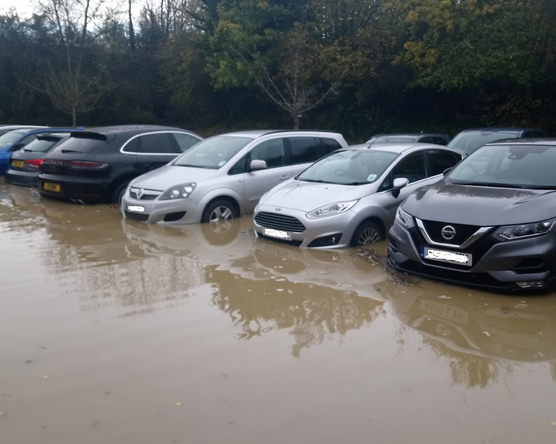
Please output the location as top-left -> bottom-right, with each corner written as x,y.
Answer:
441,225 -> 456,240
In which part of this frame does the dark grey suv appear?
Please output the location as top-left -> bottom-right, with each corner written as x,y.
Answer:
388,139 -> 556,292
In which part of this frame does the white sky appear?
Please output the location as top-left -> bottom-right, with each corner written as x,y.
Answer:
1,0 -> 37,17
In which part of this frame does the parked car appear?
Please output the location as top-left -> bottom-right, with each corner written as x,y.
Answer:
121,130 -> 348,224
367,133 -> 450,145
253,143 -> 462,248
447,127 -> 545,156
0,127 -> 75,175
388,138 -> 556,292
5,133 -> 71,187
38,125 -> 202,204
0,125 -> 48,137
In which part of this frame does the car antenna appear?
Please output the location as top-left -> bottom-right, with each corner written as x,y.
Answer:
367,140 -> 375,149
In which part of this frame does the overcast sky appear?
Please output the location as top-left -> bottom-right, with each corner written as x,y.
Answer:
2,0 -> 37,16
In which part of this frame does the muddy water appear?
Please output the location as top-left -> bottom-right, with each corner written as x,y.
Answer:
1,180 -> 556,444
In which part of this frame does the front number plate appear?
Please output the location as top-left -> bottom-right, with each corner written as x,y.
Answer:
264,228 -> 291,241
43,182 -> 61,192
422,247 -> 472,266
127,205 -> 145,213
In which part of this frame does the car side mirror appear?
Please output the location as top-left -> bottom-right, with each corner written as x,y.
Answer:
392,177 -> 409,198
443,167 -> 453,176
249,159 -> 267,171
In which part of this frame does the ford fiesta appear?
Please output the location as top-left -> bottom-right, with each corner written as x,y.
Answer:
388,139 -> 556,292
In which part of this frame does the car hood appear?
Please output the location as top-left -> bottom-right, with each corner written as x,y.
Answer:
260,180 -> 377,211
130,165 -> 220,190
403,182 -> 556,226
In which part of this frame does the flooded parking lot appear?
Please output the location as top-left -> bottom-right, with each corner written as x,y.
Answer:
2,179 -> 556,444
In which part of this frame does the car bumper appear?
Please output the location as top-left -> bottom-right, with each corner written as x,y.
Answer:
388,220 -> 556,292
5,169 -> 39,187
38,174 -> 109,202
121,192 -> 203,224
253,205 -> 363,249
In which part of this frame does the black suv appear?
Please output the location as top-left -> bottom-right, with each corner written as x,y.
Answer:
39,125 -> 202,203
389,138 -> 556,293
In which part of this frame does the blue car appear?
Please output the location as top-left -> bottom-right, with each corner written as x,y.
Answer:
0,127 -> 82,175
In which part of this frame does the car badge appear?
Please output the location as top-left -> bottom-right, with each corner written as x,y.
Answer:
275,208 -> 281,212
441,225 -> 456,240
136,188 -> 145,199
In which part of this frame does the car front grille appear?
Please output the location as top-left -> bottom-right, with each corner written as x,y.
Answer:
421,220 -> 482,246
129,188 -> 160,200
255,212 -> 306,233
124,211 -> 149,222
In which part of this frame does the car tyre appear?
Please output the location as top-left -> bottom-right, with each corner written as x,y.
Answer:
202,200 -> 238,224
111,182 -> 130,205
350,221 -> 384,247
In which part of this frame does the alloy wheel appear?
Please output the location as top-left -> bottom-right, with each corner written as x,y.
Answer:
209,206 -> 233,223
357,227 -> 381,245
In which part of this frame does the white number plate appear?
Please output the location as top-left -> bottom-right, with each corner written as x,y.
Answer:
422,247 -> 472,266
127,205 -> 145,213
264,228 -> 291,240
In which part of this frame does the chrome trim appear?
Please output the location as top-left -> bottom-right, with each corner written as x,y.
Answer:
416,218 -> 493,250
119,131 -> 202,156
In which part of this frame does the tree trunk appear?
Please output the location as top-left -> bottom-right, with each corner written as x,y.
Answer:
72,107 -> 76,127
128,0 -> 136,52
293,114 -> 299,130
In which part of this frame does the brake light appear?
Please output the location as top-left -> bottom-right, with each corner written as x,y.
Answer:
24,159 -> 44,169
68,161 -> 108,169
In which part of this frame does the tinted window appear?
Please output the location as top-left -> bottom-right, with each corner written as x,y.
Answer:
448,131 -> 519,154
51,135 -> 107,154
380,152 -> 426,190
432,137 -> 448,145
521,131 -> 533,138
174,133 -> 201,152
531,131 -> 545,138
321,138 -> 342,154
249,138 -> 286,168
137,133 -> 175,154
419,137 -> 433,143
122,138 -> 139,153
428,149 -> 461,176
289,137 -> 320,164
22,135 -> 67,153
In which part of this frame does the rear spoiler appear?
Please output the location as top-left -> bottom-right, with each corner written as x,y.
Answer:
70,131 -> 108,141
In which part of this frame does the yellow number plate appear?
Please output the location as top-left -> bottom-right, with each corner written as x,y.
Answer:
43,182 -> 61,192
11,160 -> 24,168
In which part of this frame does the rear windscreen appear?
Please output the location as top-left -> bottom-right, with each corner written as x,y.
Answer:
52,135 -> 108,154
24,135 -> 66,153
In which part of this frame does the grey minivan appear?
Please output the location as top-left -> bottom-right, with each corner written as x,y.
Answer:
121,130 -> 348,224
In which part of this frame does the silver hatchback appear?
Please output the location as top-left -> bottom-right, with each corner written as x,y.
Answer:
121,130 -> 348,224
253,143 -> 463,248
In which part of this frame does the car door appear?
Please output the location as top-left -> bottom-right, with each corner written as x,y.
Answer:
241,138 -> 292,214
373,150 -> 438,227
134,132 -> 180,174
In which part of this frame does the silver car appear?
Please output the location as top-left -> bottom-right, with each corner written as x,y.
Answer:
253,143 -> 463,248
121,130 -> 348,224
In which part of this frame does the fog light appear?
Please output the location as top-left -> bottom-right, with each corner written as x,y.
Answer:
516,281 -> 544,289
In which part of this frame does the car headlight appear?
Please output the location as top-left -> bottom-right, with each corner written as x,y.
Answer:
395,206 -> 414,228
494,218 -> 555,241
159,183 -> 196,201
306,200 -> 358,219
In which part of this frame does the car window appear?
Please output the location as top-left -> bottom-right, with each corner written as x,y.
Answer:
531,131 -> 545,138
10,134 -> 37,151
173,133 -> 201,152
448,131 -> 519,155
419,137 -> 433,143
380,151 -> 426,191
321,138 -> 342,154
432,137 -> 448,145
288,137 -> 320,165
521,131 -> 533,138
0,131 -> 25,149
173,136 -> 252,170
21,135 -> 66,153
427,149 -> 462,176
137,133 -> 175,154
249,138 -> 286,168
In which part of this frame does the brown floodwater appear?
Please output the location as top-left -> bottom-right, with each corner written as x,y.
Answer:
1,179 -> 556,444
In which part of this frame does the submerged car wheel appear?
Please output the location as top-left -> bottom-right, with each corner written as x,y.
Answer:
351,221 -> 384,247
111,182 -> 130,205
202,200 -> 237,223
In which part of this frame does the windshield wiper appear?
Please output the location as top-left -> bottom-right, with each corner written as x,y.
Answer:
299,179 -> 326,183
175,164 -> 215,169
453,182 -> 526,189
61,149 -> 82,153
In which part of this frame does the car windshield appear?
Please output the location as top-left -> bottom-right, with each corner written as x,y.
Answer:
0,131 -> 24,149
297,149 -> 399,185
172,135 -> 252,169
23,135 -> 66,152
448,131 -> 518,155
447,144 -> 556,189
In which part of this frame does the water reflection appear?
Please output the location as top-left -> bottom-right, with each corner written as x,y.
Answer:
379,279 -> 556,386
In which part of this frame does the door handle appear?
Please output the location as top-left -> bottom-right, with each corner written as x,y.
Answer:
280,175 -> 290,180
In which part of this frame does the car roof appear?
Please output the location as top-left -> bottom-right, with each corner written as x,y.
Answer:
0,125 -> 48,130
459,127 -> 541,133
371,133 -> 449,138
9,127 -> 78,135
487,138 -> 556,146
82,124 -> 197,134
222,129 -> 342,138
349,142 -> 458,153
